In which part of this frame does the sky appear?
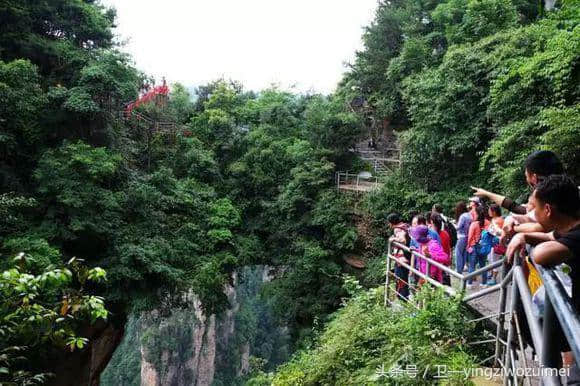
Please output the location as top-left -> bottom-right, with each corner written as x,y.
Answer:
101,0 -> 378,94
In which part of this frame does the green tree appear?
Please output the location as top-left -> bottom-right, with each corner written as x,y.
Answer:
0,253 -> 108,385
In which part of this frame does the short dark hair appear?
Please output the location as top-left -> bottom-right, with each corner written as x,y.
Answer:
433,204 -> 444,213
535,175 -> 580,217
525,151 -> 564,177
387,212 -> 402,225
414,214 -> 426,225
489,204 -> 502,217
431,213 -> 443,231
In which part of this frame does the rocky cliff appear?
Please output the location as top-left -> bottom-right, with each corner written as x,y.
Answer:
101,266 -> 290,386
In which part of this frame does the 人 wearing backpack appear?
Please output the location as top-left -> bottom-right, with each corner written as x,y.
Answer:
477,229 -> 499,258
466,207 -> 490,288
432,205 -> 458,248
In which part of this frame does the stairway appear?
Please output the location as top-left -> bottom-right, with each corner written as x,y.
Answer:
355,148 -> 401,175
352,127 -> 401,175
120,108 -> 178,134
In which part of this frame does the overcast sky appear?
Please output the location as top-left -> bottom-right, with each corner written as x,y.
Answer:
101,0 -> 378,94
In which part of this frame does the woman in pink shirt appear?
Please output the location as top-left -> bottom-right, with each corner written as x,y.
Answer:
409,225 -> 450,283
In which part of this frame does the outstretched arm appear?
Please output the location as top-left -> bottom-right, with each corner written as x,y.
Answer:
471,187 -> 527,215
471,187 -> 505,206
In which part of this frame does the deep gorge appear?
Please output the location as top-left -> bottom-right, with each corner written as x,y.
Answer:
101,267 -> 291,386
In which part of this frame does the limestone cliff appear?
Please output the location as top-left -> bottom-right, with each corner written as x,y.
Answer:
101,266 -> 290,386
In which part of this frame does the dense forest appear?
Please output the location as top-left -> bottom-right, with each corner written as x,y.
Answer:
0,0 -> 578,385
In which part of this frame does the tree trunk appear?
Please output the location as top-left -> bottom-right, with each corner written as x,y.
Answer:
45,319 -> 125,386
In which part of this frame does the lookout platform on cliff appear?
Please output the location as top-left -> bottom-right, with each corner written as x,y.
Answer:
336,171 -> 382,193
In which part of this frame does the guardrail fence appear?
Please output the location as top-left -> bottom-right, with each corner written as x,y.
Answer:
384,241 -> 580,385
335,171 -> 381,193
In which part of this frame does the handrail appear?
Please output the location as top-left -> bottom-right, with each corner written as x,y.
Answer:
385,240 -> 503,301
385,242 -> 457,299
534,260 -> 580,367
384,241 -> 580,384
335,171 -> 381,192
464,259 -> 505,280
121,109 -> 179,133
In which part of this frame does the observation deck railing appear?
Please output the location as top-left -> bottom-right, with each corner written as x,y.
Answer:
336,171 -> 382,193
384,241 -> 580,385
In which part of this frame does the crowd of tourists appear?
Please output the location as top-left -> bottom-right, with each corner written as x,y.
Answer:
386,150 -> 580,382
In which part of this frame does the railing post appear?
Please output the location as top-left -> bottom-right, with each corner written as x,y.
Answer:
384,241 -> 391,307
410,252 -> 416,295
541,295 -> 563,373
494,261 -> 509,367
504,267 -> 520,386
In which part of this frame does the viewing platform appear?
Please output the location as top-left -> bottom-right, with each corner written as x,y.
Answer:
336,171 -> 382,193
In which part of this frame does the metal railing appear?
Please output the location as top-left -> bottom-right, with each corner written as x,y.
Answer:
495,253 -> 580,386
120,110 -> 178,133
355,149 -> 401,174
355,148 -> 401,159
335,171 -> 381,192
384,241 -> 580,385
384,240 -> 504,304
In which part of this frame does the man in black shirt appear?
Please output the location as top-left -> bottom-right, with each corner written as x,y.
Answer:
506,174 -> 580,382
507,175 -> 580,308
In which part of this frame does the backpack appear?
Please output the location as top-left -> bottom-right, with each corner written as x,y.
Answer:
476,230 -> 498,256
442,219 -> 458,248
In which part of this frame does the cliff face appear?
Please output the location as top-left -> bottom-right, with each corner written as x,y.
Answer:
138,294 -> 223,386
101,266 -> 290,386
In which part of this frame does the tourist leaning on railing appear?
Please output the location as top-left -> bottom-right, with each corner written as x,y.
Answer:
429,214 -> 452,285
487,204 -> 505,286
506,175 -> 580,383
387,213 -> 411,300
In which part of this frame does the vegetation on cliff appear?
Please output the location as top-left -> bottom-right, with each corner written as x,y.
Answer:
248,283 -> 485,385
